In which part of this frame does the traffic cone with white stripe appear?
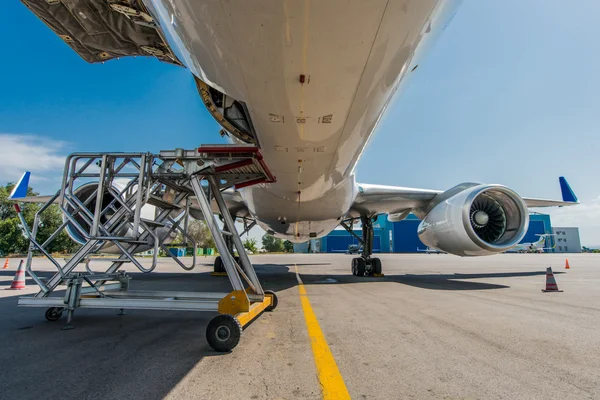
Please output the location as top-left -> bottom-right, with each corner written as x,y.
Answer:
9,260 -> 26,290
2,258 -> 8,269
542,267 -> 563,293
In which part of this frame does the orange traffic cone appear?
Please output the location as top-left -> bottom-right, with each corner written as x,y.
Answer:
565,259 -> 570,269
2,258 -> 8,269
9,260 -> 26,290
542,267 -> 563,292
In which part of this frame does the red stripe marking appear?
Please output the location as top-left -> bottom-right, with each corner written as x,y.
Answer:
235,177 -> 268,189
256,152 -> 276,182
198,146 -> 259,154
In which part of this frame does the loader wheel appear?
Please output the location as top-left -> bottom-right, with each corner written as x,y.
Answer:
265,290 -> 278,312
45,307 -> 63,322
206,314 -> 242,352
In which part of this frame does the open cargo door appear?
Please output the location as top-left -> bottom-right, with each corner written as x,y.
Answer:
21,0 -> 181,65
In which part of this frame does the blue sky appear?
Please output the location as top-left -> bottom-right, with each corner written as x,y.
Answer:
1,0 -> 599,245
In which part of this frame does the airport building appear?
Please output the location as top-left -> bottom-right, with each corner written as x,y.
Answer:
552,227 -> 582,253
294,213 -> 581,253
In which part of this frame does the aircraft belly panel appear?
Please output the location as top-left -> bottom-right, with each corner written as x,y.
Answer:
144,0 -> 460,238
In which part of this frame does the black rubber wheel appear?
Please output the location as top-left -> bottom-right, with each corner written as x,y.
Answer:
352,258 -> 362,276
45,307 -> 63,322
371,258 -> 382,275
265,290 -> 278,312
356,258 -> 366,277
206,314 -> 242,352
214,256 -> 224,273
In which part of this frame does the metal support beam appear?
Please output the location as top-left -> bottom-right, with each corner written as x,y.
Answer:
208,176 -> 263,296
340,220 -> 363,244
240,220 -> 257,237
191,177 -> 246,293
361,215 -> 374,260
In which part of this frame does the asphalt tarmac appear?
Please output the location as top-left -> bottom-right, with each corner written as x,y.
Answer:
0,253 -> 598,399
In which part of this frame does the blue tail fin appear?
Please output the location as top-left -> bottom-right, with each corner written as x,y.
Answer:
559,177 -> 578,203
9,172 -> 31,199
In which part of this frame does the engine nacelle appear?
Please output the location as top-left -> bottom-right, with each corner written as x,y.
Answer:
417,184 -> 529,256
65,182 -> 178,253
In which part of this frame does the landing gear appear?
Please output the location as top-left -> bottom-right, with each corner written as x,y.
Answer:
344,215 -> 383,277
351,257 -> 366,276
371,257 -> 382,275
213,220 -> 243,274
214,256 -> 224,273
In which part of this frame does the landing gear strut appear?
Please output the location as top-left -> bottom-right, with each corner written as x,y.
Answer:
343,215 -> 383,277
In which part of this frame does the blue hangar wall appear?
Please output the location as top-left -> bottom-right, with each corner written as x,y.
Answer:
318,213 -> 553,253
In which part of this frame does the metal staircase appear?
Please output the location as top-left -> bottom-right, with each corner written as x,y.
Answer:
15,145 -> 277,351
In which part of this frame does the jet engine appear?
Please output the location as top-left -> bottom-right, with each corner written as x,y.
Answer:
417,184 -> 529,256
64,182 -> 178,253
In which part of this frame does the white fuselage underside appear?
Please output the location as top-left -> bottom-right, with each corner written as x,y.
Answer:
145,0 -> 459,241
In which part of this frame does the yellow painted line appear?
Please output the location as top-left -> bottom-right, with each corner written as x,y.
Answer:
295,265 -> 350,400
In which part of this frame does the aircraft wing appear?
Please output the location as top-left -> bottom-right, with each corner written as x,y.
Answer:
348,183 -> 440,220
11,195 -> 58,204
520,198 -> 576,207
12,191 -> 251,219
9,171 -> 251,219
7,172 -> 56,203
522,177 -> 579,207
349,177 -> 578,220
217,189 -> 252,219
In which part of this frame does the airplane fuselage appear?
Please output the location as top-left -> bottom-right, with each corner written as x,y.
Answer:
146,0 -> 460,241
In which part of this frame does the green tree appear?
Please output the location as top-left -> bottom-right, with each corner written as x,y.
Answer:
262,233 -> 284,252
188,220 -> 216,248
283,240 -> 294,253
0,183 -> 79,255
175,219 -> 216,249
243,237 -> 258,253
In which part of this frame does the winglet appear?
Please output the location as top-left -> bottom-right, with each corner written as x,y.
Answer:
559,176 -> 578,203
9,172 -> 31,199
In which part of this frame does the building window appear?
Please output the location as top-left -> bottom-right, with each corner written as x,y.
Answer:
559,246 -> 562,251
565,246 -> 568,252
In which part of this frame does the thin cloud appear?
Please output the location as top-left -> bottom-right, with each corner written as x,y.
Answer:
545,198 -> 600,246
0,133 -> 68,187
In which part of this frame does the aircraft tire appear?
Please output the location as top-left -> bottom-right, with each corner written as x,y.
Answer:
371,258 -> 382,275
214,256 -> 224,273
356,258 -> 366,277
